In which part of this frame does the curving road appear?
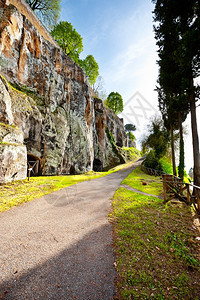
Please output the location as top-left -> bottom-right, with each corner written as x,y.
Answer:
0,159 -> 142,300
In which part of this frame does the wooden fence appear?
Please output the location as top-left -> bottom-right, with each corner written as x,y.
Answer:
140,165 -> 200,214
162,174 -> 200,214
140,165 -> 164,177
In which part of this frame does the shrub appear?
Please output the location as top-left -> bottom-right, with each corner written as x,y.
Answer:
143,151 -> 164,172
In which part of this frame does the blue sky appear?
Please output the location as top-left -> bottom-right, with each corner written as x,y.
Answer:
60,0 -> 157,100
60,0 -> 199,171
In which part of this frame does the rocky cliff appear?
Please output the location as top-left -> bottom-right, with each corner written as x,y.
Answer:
0,0 -> 128,183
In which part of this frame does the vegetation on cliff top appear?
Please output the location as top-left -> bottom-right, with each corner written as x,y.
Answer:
25,0 -> 61,29
51,21 -> 99,85
106,92 -> 124,115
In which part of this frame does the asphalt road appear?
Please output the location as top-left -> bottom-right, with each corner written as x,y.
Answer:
0,159 -> 142,300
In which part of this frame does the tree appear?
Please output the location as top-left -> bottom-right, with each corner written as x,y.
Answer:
124,123 -> 136,147
51,22 -> 99,85
107,92 -> 123,115
51,21 -> 83,64
124,124 -> 136,132
153,0 -> 200,184
79,55 -> 99,86
153,0 -> 189,178
25,0 -> 61,29
141,116 -> 170,159
92,76 -> 107,100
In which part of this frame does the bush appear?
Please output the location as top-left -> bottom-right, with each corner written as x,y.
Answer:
143,151 -> 164,172
159,157 -> 173,174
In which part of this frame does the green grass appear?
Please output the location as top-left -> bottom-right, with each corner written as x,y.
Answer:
122,166 -> 163,196
112,168 -> 200,299
0,160 -> 137,213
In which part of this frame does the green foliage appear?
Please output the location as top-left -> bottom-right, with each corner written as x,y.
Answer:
159,156 -> 173,174
79,55 -> 99,85
153,0 -> 200,186
127,132 -> 136,142
104,99 -> 108,108
141,116 -> 170,159
122,147 -> 141,162
106,92 -> 123,115
51,23 -> 99,85
25,0 -> 61,29
51,21 -> 83,63
125,123 -> 136,132
143,151 -> 164,172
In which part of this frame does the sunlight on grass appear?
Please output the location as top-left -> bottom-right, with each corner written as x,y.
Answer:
112,172 -> 200,299
122,166 -> 163,196
0,160 -> 137,213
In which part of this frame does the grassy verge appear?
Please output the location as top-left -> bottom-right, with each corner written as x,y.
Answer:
111,167 -> 200,299
0,159 -> 139,213
122,166 -> 163,196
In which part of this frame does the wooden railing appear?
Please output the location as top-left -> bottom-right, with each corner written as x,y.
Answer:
140,165 -> 200,214
140,165 -> 165,177
162,174 -> 200,214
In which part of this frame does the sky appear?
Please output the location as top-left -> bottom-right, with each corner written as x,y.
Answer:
60,0 -> 200,172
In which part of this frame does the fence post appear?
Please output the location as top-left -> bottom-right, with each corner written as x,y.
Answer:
196,190 -> 200,213
162,175 -> 166,203
186,184 -> 190,204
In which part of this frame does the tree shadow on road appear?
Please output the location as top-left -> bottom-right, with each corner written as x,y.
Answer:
0,224 -> 116,300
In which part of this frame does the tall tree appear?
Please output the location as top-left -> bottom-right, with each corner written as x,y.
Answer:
79,55 -> 99,86
25,0 -> 61,29
106,92 -> 123,115
51,21 -> 83,64
125,124 -> 136,147
153,0 -> 200,185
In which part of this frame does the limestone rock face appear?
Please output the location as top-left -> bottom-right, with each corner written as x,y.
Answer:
0,143 -> 27,183
93,98 -> 126,170
0,76 -> 27,183
0,1 -> 128,182
0,77 -> 14,125
0,120 -> 27,184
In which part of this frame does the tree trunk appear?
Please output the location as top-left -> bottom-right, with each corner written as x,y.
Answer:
170,123 -> 177,176
190,88 -> 200,186
178,112 -> 184,180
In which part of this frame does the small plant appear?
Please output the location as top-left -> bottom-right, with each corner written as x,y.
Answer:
165,232 -> 199,267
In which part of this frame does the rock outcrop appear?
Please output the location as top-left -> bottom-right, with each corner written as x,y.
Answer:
0,0 -> 128,183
